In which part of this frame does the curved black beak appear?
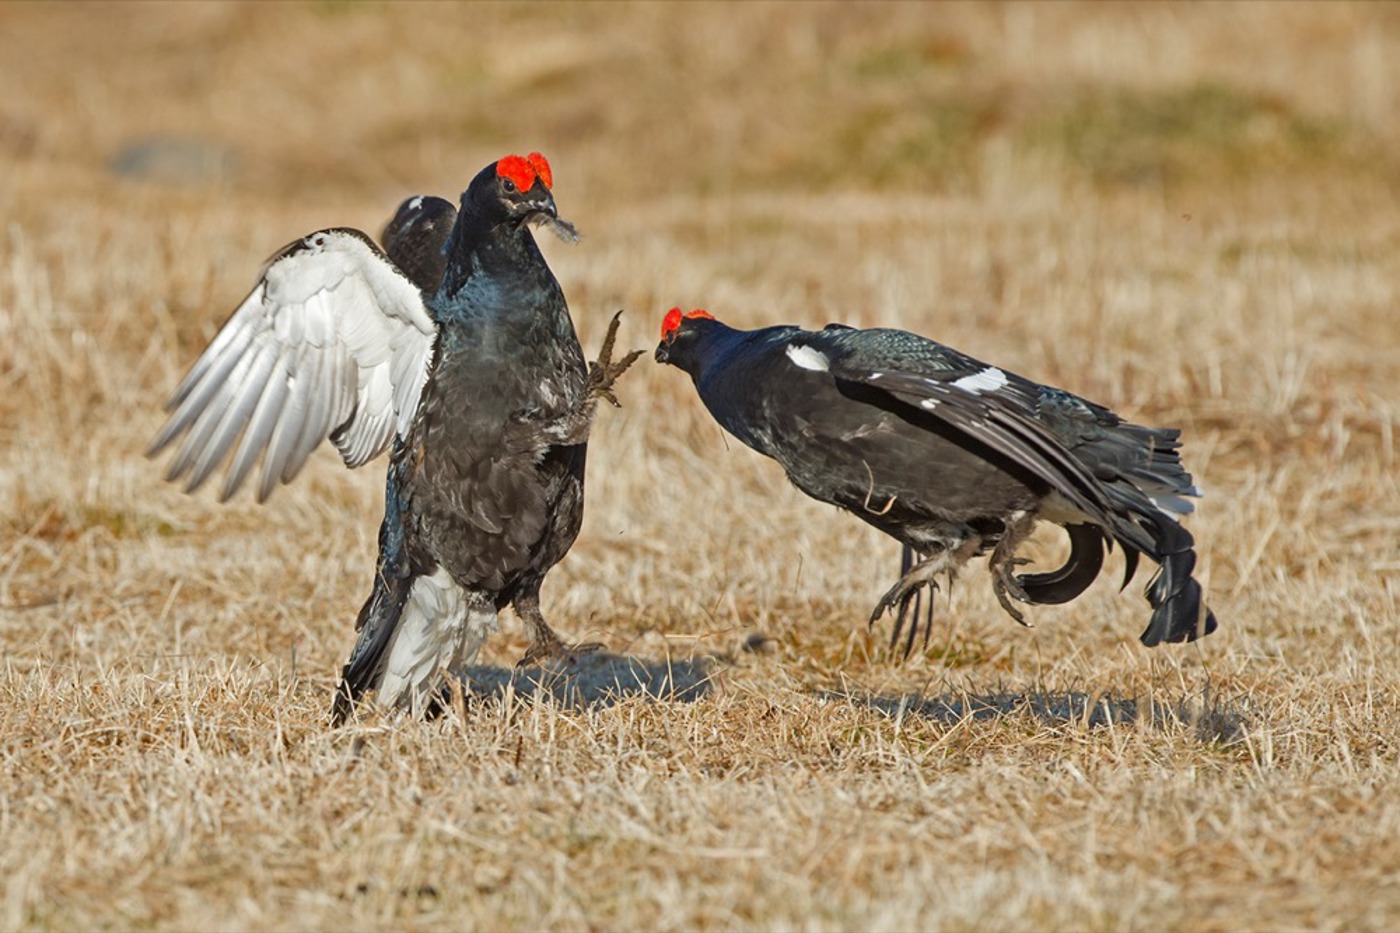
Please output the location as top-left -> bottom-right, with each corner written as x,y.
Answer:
654,341 -> 670,364
523,185 -> 557,220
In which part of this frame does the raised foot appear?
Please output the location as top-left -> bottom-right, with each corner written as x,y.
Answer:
588,310 -> 644,408
870,574 -> 940,660
991,555 -> 1034,626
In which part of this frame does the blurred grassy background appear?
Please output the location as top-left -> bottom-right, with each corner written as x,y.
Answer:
2,3 -> 1398,931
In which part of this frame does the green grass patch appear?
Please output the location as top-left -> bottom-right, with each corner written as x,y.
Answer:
1028,81 -> 1370,188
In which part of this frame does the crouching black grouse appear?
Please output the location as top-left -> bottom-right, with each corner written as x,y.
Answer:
149,153 -> 640,723
655,308 -> 1217,654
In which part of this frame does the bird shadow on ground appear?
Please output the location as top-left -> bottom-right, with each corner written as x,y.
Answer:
456,651 -> 715,710
822,687 -> 1248,745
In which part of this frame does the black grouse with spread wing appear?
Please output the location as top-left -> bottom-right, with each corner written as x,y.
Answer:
149,153 -> 639,723
655,308 -> 1216,653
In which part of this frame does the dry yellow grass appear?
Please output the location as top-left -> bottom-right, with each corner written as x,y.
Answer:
2,2 -> 1398,930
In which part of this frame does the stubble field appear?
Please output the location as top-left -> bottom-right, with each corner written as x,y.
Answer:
1,3 -> 1398,930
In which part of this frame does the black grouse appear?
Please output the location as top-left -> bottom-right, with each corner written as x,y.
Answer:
149,153 -> 640,723
380,194 -> 458,296
655,308 -> 1217,654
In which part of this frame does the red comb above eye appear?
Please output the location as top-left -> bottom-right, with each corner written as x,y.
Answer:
661,308 -> 715,340
527,152 -> 552,190
496,154 -> 536,192
661,307 -> 684,340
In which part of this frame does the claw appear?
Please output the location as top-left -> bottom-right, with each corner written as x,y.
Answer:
597,309 -> 623,364
997,556 -> 1034,602
870,570 -> 941,661
984,512 -> 1040,629
587,311 -> 643,408
517,637 -> 602,669
991,556 -> 1033,626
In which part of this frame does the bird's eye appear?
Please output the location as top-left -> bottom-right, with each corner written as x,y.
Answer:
501,178 -> 518,194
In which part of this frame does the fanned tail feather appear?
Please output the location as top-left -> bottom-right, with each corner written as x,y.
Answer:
1069,418 -> 1215,644
1100,486 -> 1215,646
1136,517 -> 1216,646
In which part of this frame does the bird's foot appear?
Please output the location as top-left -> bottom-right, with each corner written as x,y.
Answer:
516,632 -> 603,669
587,310 -> 644,408
870,549 -> 958,659
991,556 -> 1033,626
870,573 -> 941,660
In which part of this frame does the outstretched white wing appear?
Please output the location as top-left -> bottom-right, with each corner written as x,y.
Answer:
149,227 -> 437,503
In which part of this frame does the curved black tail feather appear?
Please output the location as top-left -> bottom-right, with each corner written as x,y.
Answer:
1016,523 -> 1105,605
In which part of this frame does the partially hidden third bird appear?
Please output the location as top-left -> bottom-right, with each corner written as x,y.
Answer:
655,308 -> 1217,655
149,153 -> 641,723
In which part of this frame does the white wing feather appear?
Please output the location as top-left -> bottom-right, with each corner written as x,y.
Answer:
149,228 -> 437,502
